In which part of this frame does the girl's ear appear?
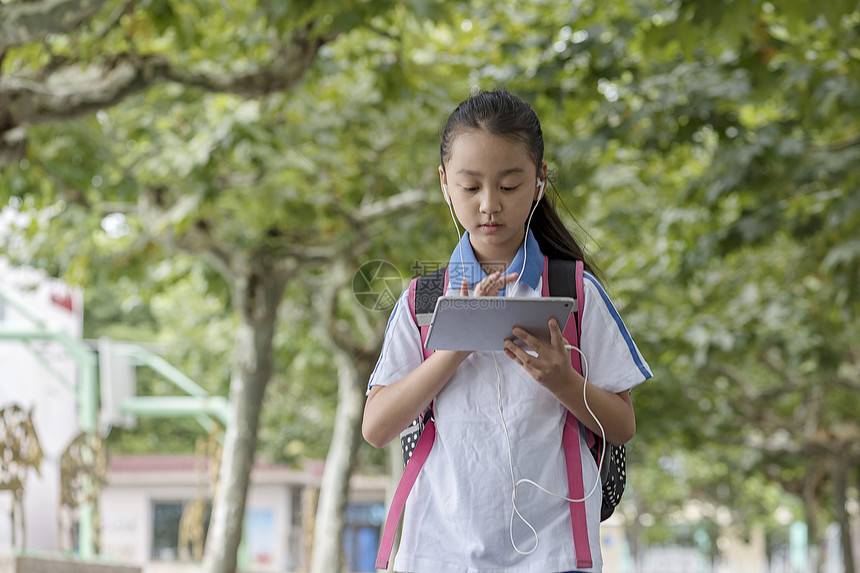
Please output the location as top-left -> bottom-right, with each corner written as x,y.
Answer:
535,178 -> 546,202
535,162 -> 548,201
439,166 -> 451,205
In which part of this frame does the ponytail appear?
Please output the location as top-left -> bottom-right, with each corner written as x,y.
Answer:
531,195 -> 602,279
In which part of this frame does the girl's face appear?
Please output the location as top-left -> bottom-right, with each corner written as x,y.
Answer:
440,129 -> 546,266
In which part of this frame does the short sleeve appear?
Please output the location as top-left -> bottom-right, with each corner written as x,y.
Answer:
366,288 -> 425,395
579,273 -> 652,394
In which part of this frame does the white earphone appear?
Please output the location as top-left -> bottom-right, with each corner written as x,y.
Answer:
442,183 -> 451,205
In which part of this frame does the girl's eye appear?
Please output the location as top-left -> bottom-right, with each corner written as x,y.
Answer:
460,183 -> 521,192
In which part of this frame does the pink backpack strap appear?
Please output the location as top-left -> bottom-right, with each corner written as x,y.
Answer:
375,415 -> 436,569
376,267 -> 449,567
407,276 -> 418,323
542,256 -> 592,569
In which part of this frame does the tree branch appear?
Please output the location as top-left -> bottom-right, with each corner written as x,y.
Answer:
0,127 -> 27,166
708,363 -> 769,412
277,243 -> 339,264
316,257 -> 384,358
0,38 -> 330,128
0,0 -> 107,52
0,23 -> 338,166
315,258 -> 360,354
137,187 -> 236,279
810,133 -> 860,153
164,23 -> 336,97
706,363 -> 811,432
831,376 -> 860,392
1,54 -> 167,127
93,0 -> 134,43
355,189 -> 429,222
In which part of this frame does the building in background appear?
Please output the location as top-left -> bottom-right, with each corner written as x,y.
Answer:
0,259 -> 389,571
100,454 -> 387,573
0,257 -> 84,553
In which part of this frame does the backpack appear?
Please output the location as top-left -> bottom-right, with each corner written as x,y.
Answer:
376,257 -> 626,570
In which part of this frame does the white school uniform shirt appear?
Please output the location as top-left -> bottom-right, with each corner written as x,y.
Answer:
368,230 -> 652,573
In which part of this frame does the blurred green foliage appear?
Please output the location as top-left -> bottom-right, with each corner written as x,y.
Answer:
1,0 -> 858,560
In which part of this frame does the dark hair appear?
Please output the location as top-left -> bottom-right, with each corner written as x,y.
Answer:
440,89 -> 601,277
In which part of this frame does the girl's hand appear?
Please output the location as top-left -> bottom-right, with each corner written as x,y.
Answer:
461,271 -> 519,296
503,318 -> 576,393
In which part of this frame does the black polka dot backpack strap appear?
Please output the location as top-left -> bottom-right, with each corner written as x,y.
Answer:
399,265 -> 447,467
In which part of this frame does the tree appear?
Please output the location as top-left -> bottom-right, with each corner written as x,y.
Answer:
1,1 -> 456,571
513,0 -> 860,568
443,0 -> 859,567
5,0 -> 859,570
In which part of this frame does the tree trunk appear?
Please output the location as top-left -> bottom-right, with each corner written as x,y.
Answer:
832,456 -> 855,573
309,346 -> 368,572
803,464 -> 826,573
301,486 -> 320,571
202,265 -> 287,573
383,440 -> 403,573
628,495 -> 645,573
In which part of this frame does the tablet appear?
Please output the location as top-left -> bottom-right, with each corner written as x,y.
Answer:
423,296 -> 575,351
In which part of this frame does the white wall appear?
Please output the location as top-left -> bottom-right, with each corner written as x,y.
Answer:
0,258 -> 84,553
99,460 -> 303,573
244,485 -> 291,571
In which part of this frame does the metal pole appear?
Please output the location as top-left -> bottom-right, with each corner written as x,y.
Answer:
74,340 -> 99,559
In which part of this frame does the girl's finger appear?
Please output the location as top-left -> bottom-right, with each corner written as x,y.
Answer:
548,318 -> 566,349
502,272 -> 519,284
511,326 -> 541,352
504,339 -> 530,364
460,278 -> 469,296
475,272 -> 505,296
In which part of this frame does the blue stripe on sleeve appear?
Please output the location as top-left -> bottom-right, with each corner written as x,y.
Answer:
583,273 -> 652,381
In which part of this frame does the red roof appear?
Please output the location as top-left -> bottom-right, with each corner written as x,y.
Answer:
109,453 -> 212,473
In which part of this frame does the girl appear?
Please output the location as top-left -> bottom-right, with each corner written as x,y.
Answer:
363,89 -> 652,573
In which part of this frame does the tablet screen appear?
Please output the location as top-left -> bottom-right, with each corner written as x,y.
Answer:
423,296 -> 575,351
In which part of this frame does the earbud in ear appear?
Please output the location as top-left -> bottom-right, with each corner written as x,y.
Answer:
536,179 -> 545,202
442,184 -> 451,205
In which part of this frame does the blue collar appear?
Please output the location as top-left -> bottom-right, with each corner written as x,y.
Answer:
447,229 -> 544,295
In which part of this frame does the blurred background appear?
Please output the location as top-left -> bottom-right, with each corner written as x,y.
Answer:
0,0 -> 858,572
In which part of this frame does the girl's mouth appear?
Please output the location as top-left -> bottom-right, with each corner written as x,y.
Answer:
480,222 -> 502,233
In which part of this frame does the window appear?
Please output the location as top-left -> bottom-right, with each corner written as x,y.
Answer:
151,500 -> 211,561
291,487 -> 303,526
342,503 -> 385,573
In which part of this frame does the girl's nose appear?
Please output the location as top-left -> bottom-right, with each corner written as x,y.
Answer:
479,189 -> 501,213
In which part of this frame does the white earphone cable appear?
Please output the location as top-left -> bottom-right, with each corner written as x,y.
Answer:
447,177 -> 603,555
508,180 -> 543,296
492,344 -> 605,555
444,185 -> 467,276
